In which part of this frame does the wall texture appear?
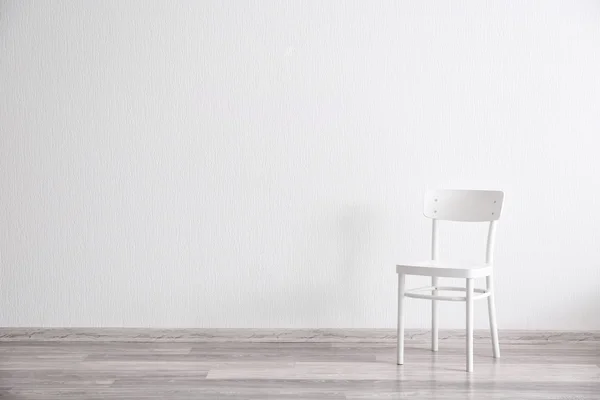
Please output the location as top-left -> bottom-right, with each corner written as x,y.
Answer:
1,1 -> 599,329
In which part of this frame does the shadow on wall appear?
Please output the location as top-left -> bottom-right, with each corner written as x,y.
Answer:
577,282 -> 600,329
0,1 -> 5,35
285,204 -> 380,327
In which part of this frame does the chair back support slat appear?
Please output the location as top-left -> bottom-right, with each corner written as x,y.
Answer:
425,189 -> 504,264
485,221 -> 498,264
424,190 -> 504,222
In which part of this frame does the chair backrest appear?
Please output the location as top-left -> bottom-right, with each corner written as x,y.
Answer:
424,189 -> 504,222
424,189 -> 504,264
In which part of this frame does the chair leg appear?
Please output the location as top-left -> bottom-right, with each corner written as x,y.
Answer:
431,276 -> 438,352
466,278 -> 474,372
397,273 -> 406,365
486,275 -> 500,358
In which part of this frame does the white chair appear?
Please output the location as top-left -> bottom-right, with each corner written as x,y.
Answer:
396,189 -> 504,372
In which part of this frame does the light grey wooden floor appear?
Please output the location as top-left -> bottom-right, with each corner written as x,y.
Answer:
0,338 -> 598,399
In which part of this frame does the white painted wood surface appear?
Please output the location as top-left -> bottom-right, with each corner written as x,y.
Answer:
431,220 -> 439,352
396,189 -> 505,372
396,274 -> 406,365
423,190 -> 504,221
466,277 -> 474,372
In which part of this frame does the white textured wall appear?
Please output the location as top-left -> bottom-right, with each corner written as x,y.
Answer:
1,1 -> 599,329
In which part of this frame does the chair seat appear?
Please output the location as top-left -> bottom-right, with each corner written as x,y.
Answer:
396,260 -> 493,278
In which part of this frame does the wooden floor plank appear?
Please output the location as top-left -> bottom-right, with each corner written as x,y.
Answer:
0,339 -> 598,399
